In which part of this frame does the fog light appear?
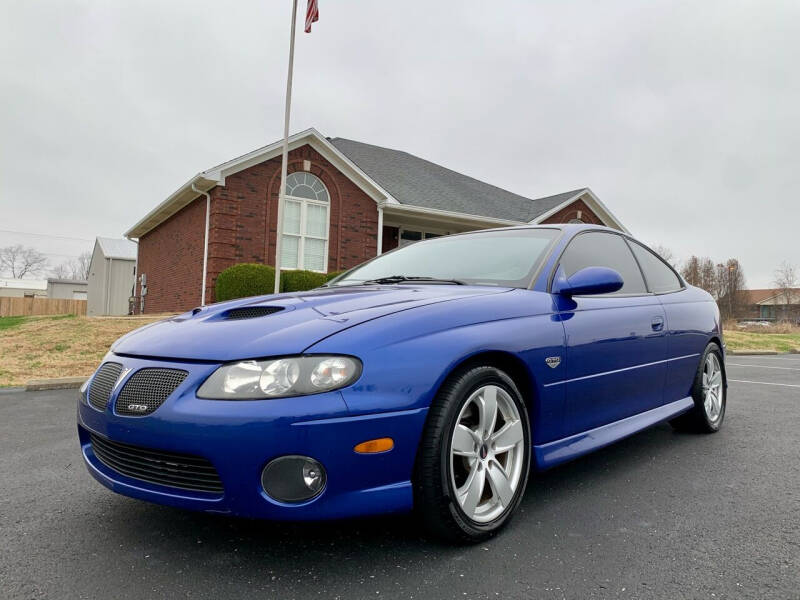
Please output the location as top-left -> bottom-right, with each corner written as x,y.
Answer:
261,455 -> 326,503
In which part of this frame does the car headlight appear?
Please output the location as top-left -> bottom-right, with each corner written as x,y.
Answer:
197,355 -> 362,399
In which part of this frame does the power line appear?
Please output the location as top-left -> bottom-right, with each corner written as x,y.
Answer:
0,229 -> 94,243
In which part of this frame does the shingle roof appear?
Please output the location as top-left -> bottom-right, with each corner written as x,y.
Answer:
745,288 -> 800,305
330,138 -> 586,222
97,237 -> 137,261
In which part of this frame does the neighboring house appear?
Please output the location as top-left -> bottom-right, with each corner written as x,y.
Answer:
87,237 -> 138,316
126,128 -> 628,314
739,288 -> 800,322
0,278 -> 48,298
46,278 -> 88,300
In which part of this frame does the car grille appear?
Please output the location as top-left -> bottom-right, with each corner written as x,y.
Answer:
89,433 -> 224,493
88,362 -> 123,411
224,306 -> 284,320
115,368 -> 188,416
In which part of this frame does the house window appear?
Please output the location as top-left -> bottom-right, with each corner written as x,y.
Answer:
281,172 -> 329,272
398,229 -> 447,247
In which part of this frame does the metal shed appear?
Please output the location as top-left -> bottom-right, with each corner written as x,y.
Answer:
87,237 -> 137,316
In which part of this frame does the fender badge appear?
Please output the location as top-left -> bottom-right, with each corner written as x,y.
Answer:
545,356 -> 561,369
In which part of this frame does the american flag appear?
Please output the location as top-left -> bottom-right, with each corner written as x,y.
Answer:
305,0 -> 319,33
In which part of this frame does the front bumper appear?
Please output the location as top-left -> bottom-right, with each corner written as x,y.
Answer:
78,354 -> 427,520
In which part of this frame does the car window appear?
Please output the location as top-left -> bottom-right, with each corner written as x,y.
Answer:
558,231 -> 647,295
628,240 -> 683,293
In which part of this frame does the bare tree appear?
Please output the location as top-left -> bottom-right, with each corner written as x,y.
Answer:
681,256 -> 701,286
773,261 -> 797,321
700,257 -> 717,297
0,244 -> 48,278
681,255 -> 718,297
50,251 -> 92,280
50,262 -> 73,279
716,258 -> 747,321
74,251 -> 91,280
652,244 -> 677,268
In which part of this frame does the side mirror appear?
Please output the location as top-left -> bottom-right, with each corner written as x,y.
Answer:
552,266 -> 624,296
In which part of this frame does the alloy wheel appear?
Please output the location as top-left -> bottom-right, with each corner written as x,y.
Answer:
702,353 -> 724,423
449,384 -> 525,523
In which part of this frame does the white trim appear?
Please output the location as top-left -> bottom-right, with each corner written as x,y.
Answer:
125,174 -> 218,239
192,182 -> 211,306
126,128 -> 398,239
382,203 -> 525,228
376,206 -> 384,256
530,188 -> 629,233
280,180 -> 331,273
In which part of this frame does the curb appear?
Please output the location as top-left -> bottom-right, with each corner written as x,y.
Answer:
25,377 -> 86,391
0,387 -> 26,394
727,351 -> 779,356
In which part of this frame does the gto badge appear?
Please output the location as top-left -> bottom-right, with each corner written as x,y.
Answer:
545,356 -> 561,369
127,404 -> 149,413
113,368 -> 132,391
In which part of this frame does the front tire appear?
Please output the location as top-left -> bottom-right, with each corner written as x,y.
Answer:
670,342 -> 726,433
414,366 -> 531,543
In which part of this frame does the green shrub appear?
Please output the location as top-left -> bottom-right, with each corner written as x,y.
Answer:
280,269 -> 329,292
215,263 -> 276,301
325,270 -> 344,282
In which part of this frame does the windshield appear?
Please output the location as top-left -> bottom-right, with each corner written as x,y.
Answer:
329,228 -> 560,288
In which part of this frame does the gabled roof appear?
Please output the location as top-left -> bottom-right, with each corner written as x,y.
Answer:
96,237 -> 137,261
329,138 -> 583,222
126,128 -> 627,238
745,288 -> 800,305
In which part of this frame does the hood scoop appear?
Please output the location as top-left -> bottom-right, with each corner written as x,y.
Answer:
222,306 -> 285,320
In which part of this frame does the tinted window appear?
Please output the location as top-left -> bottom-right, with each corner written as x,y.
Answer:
559,232 -> 646,295
330,228 -> 559,289
629,241 -> 683,293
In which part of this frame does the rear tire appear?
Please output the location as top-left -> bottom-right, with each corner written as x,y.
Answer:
670,342 -> 726,433
414,366 -> 531,543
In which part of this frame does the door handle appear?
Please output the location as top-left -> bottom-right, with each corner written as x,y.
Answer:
651,316 -> 664,331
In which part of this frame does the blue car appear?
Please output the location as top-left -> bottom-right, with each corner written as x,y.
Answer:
78,225 -> 726,542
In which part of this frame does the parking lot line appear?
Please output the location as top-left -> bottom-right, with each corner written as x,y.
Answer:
728,379 -> 800,388
730,356 -> 800,362
727,363 -> 800,371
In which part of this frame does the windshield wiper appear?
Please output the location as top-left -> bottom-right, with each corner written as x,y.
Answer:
361,275 -> 465,285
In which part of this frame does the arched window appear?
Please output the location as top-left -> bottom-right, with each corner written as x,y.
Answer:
281,172 -> 329,272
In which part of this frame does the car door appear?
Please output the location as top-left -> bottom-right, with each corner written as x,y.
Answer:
553,231 -> 669,437
627,240 -> 708,404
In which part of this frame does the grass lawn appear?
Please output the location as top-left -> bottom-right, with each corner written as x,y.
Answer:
0,314 -> 167,387
1,313 -> 797,387
723,329 -> 800,353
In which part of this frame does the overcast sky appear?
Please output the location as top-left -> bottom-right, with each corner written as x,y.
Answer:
1,0 -> 797,287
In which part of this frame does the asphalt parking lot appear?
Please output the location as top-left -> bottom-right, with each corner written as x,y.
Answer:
2,355 -> 798,600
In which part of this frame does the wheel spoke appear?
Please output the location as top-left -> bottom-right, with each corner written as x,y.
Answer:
486,460 -> 514,507
491,420 -> 523,453
452,424 -> 478,457
478,386 -> 498,439
710,371 -> 722,387
458,464 -> 486,517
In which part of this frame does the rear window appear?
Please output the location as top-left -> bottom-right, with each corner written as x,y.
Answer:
628,241 -> 683,294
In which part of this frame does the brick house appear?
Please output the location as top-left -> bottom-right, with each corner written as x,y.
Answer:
125,128 -> 627,314
738,288 -> 800,322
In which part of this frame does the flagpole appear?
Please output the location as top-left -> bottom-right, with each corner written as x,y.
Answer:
274,0 -> 299,294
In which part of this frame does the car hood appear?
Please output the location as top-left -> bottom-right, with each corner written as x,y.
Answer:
112,285 -> 510,361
